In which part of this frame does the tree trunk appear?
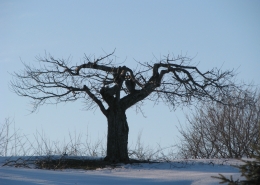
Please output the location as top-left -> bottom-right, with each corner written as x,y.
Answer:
104,107 -> 129,163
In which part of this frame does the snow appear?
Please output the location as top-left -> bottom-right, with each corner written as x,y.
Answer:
0,157 -> 242,185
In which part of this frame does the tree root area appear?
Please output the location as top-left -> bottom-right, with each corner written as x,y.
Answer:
36,158 -> 156,170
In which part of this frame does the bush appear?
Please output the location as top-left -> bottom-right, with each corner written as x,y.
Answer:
178,90 -> 260,159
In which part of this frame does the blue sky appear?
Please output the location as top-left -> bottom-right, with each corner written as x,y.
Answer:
1,1 -> 260,150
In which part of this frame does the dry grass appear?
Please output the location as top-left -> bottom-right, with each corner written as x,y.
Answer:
1,117 -> 177,170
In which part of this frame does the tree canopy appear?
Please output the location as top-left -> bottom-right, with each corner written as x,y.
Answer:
11,51 -> 238,113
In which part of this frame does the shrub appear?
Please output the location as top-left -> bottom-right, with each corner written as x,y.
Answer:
178,90 -> 260,159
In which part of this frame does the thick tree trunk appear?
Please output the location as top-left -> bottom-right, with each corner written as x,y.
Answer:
104,107 -> 129,162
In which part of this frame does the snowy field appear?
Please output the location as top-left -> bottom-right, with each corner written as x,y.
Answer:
0,157 -> 242,185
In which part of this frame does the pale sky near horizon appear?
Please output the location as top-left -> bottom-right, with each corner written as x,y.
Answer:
1,1 -> 260,151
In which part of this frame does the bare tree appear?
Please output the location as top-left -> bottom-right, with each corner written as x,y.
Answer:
11,51 -> 239,162
178,89 -> 260,159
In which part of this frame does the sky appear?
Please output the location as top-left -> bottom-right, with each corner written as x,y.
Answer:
1,1 -> 260,151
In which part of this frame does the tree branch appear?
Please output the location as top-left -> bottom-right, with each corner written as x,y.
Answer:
83,85 -> 107,117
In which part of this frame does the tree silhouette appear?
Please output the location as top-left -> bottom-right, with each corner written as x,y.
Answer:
11,51 -> 240,162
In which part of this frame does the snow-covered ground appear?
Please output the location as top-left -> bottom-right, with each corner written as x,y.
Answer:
0,157 -> 242,185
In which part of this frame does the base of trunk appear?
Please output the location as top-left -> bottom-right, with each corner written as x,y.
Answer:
103,155 -> 129,163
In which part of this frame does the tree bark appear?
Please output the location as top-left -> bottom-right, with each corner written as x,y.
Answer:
104,106 -> 129,162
